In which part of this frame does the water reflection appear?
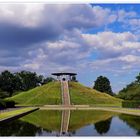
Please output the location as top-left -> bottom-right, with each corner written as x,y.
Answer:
0,120 -> 41,136
0,110 -> 140,136
94,118 -> 112,135
119,114 -> 140,136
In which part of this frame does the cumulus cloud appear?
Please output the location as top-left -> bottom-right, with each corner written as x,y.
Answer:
0,4 -> 140,90
116,9 -> 140,32
0,4 -> 118,73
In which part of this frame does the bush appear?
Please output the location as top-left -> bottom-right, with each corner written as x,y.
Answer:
122,101 -> 140,108
0,99 -> 6,109
0,99 -> 15,109
5,100 -> 15,108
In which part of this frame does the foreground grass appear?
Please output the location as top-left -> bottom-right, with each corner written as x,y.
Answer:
0,107 -> 36,120
69,82 -> 122,106
8,82 -> 61,106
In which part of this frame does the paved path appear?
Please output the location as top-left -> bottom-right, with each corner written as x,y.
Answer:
60,81 -> 71,135
61,81 -> 70,106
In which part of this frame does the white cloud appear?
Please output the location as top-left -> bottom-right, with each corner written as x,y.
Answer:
0,4 -> 117,29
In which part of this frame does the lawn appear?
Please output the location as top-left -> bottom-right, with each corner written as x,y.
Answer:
7,81 -> 122,107
8,82 -> 61,106
69,82 -> 122,106
0,107 -> 36,120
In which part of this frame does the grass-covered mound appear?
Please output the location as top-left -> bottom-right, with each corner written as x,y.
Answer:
69,82 -> 122,106
8,81 -> 122,106
7,82 -> 61,106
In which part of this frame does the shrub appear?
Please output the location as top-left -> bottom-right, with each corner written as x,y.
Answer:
5,100 -> 15,108
0,99 -> 15,109
122,101 -> 140,108
0,99 -> 6,109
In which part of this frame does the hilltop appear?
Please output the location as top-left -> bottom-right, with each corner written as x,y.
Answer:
7,81 -> 122,106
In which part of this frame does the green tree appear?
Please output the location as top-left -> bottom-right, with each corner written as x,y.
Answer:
71,76 -> 77,82
93,76 -> 113,95
136,73 -> 140,84
94,118 -> 112,135
42,77 -> 55,85
16,71 -> 42,91
0,70 -> 15,96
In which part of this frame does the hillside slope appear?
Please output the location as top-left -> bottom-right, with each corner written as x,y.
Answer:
7,82 -> 61,106
7,81 -> 122,106
69,82 -> 122,106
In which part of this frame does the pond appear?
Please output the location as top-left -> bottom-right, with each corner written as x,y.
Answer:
0,109 -> 140,136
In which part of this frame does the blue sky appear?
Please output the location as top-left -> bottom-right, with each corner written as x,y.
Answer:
0,4 -> 140,93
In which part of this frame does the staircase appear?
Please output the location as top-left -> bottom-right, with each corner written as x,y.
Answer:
61,81 -> 70,106
60,80 -> 71,135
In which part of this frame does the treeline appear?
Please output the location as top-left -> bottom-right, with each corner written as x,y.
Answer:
0,70 -> 55,98
118,72 -> 140,100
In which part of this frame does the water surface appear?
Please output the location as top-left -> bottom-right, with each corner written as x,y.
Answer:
0,110 -> 140,136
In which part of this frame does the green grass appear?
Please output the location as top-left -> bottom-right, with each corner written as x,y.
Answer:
7,81 -> 122,107
69,82 -> 122,106
7,82 -> 61,106
0,107 -> 36,120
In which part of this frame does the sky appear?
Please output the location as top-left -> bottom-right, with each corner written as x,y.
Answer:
0,4 -> 140,93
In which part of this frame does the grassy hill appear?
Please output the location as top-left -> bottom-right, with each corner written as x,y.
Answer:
69,82 -> 122,106
7,82 -> 61,106
7,81 -> 122,106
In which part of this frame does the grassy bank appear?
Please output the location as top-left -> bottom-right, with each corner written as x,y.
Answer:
0,107 -> 37,120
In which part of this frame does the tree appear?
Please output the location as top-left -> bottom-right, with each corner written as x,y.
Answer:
93,76 -> 113,95
71,76 -> 77,82
16,71 -> 42,91
42,77 -> 55,85
94,118 -> 112,135
0,70 -> 15,96
136,73 -> 140,84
